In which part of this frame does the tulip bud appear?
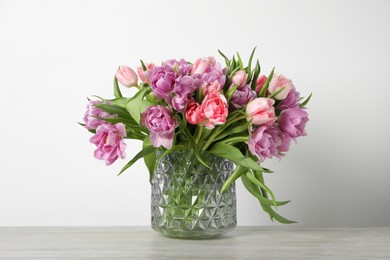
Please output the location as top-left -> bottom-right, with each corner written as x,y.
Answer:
116,65 -> 138,88
137,63 -> 155,84
246,97 -> 276,125
231,70 -> 248,88
255,75 -> 267,94
268,74 -> 293,100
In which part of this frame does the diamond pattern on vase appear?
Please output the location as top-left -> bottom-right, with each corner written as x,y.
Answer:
151,151 -> 237,237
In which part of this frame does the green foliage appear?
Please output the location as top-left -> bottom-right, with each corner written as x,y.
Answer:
140,60 -> 147,71
250,60 -> 261,90
209,143 -> 266,172
241,173 -> 295,224
118,145 -> 156,176
300,93 -> 312,108
113,71 -> 122,98
225,85 -> 238,101
125,87 -> 152,124
143,137 -> 156,183
182,127 -> 210,169
221,165 -> 247,193
218,49 -> 230,67
246,46 -> 257,75
259,67 -> 275,97
269,86 -> 285,99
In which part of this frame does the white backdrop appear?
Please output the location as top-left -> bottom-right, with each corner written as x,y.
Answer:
0,0 -> 389,227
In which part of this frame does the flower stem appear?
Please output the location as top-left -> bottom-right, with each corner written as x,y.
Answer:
201,115 -> 247,151
194,126 -> 204,145
220,136 -> 249,145
227,115 -> 247,126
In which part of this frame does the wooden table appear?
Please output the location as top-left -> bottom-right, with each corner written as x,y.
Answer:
0,227 -> 389,259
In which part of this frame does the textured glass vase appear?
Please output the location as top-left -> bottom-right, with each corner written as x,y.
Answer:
151,151 -> 237,238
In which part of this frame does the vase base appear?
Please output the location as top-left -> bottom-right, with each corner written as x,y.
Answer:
152,225 -> 236,239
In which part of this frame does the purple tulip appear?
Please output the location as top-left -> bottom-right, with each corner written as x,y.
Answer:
169,75 -> 198,112
83,100 -> 116,130
146,66 -> 176,99
141,106 -> 178,149
163,59 -> 192,76
248,125 -> 292,162
277,130 -> 293,153
89,123 -> 127,166
191,57 -> 226,87
278,108 -> 309,138
278,88 -> 300,111
229,84 -> 256,110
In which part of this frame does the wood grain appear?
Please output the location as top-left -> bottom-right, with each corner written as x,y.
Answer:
0,227 -> 389,259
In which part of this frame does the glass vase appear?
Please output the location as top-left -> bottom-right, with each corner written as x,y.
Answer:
151,151 -> 237,238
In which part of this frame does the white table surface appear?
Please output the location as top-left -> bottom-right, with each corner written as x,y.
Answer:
0,227 -> 389,259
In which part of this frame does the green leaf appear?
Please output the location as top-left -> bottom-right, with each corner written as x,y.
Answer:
113,71 -> 123,98
246,46 -> 257,74
124,131 -> 146,141
218,49 -> 230,67
79,122 -> 96,134
236,52 -> 244,69
155,144 -> 187,172
299,93 -> 312,108
93,116 -> 135,125
240,174 -> 289,207
261,204 -> 297,224
183,128 -> 210,169
221,165 -> 247,193
226,85 -> 238,101
245,171 -> 277,207
125,87 -> 152,124
140,60 -> 147,71
143,137 -> 156,183
250,60 -> 261,90
118,145 -> 156,176
175,114 -> 188,135
259,67 -> 274,97
208,143 -> 265,172
269,86 -> 285,99
141,99 -> 153,113
94,103 -> 131,119
241,174 -> 295,223
231,56 -> 237,70
213,121 -> 250,142
229,66 -> 241,79
109,97 -> 129,108
91,95 -> 104,100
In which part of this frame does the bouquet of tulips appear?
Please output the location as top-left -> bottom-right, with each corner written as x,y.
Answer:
81,48 -> 311,223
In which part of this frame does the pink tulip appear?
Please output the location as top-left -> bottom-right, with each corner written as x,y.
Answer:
185,99 -> 205,125
255,75 -> 267,95
141,105 -> 178,149
137,63 -> 155,84
89,123 -> 127,166
116,65 -> 138,87
202,80 -> 222,95
232,70 -> 248,88
191,56 -> 216,75
201,92 -> 228,129
83,100 -> 116,130
246,97 -> 276,125
268,74 -> 293,100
